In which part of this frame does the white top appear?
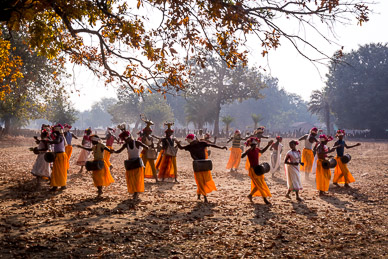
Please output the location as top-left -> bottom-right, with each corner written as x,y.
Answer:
287,150 -> 301,164
127,140 -> 142,159
304,134 -> 314,150
143,136 -> 152,146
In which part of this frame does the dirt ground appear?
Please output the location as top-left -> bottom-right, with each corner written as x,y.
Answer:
0,136 -> 387,258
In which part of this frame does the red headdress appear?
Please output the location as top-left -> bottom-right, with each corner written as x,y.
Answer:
186,134 -> 195,140
319,134 -> 333,142
119,130 -> 130,140
53,124 -> 63,132
289,139 -> 299,145
245,137 -> 260,147
64,124 -> 72,129
336,129 -> 345,137
235,130 -> 241,135
84,128 -> 92,134
276,136 -> 283,141
310,127 -> 318,134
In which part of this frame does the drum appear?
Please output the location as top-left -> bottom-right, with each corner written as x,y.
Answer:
124,158 -> 144,171
44,152 -> 56,163
322,158 -> 337,169
193,160 -> 213,172
146,149 -> 157,160
33,147 -> 40,155
85,160 -> 104,171
340,154 -> 352,164
254,162 -> 271,176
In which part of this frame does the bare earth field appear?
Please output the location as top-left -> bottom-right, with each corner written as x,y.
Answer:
0,136 -> 387,258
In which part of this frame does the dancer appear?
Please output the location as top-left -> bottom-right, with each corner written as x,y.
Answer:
284,140 -> 303,201
315,134 -> 337,195
64,124 -> 78,165
76,128 -> 92,173
226,130 -> 245,172
47,124 -> 69,191
245,126 -> 269,170
270,136 -> 283,176
139,116 -> 159,183
157,123 -> 178,182
30,130 -> 51,188
202,132 -> 216,158
299,127 -> 319,179
176,134 -> 227,203
332,129 -> 361,188
241,137 -> 273,204
103,127 -> 117,170
76,135 -> 114,197
114,130 -> 150,199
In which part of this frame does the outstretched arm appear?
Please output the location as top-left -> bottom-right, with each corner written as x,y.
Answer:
208,143 -> 227,150
298,134 -> 308,141
345,143 -> 361,149
260,140 -> 274,154
71,133 -> 78,139
241,147 -> 253,158
136,140 -> 149,150
114,144 -> 127,154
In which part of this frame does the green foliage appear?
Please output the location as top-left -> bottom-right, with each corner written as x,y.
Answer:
308,90 -> 332,134
184,96 -> 218,129
222,76 -> 317,132
0,30 -> 64,133
187,57 -> 265,134
221,115 -> 234,136
109,92 -> 174,133
251,113 -> 263,129
75,98 -> 116,129
325,43 -> 388,137
45,90 -> 78,125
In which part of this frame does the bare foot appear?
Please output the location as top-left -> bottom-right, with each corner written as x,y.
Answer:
247,195 -> 253,203
333,183 -> 340,187
344,184 -> 351,188
319,191 -> 325,196
285,194 -> 291,199
197,194 -> 201,200
204,196 -> 208,203
263,198 -> 271,205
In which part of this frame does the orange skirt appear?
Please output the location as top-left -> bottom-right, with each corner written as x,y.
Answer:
155,149 -> 164,170
103,145 -> 112,167
92,160 -> 114,187
65,145 -> 72,165
141,152 -> 157,179
300,148 -> 314,173
157,154 -> 177,179
316,159 -> 331,191
226,147 -> 242,169
194,170 -> 217,195
333,156 -> 355,184
51,152 -> 69,187
125,167 -> 144,193
248,167 -> 271,197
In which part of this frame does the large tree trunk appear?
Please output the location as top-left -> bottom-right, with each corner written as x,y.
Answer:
3,117 -> 11,135
213,98 -> 221,137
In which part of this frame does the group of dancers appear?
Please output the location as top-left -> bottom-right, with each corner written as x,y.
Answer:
30,120 -> 361,204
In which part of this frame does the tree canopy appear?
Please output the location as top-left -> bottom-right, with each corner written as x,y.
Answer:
325,43 -> 388,137
1,0 -> 370,94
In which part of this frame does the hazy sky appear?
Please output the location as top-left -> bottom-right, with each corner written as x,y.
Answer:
69,1 -> 388,111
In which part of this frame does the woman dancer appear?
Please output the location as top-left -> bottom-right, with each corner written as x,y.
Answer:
226,130 -> 245,172
114,131 -> 150,199
332,129 -> 361,188
30,130 -> 51,188
241,137 -> 273,204
284,140 -> 303,201
76,128 -> 92,173
270,136 -> 283,176
76,135 -> 114,197
157,123 -> 178,182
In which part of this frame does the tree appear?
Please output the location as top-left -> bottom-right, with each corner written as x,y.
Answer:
251,113 -> 263,130
184,95 -> 218,130
0,30 -> 63,134
325,43 -> 388,137
221,115 -> 234,137
308,90 -> 332,134
187,57 -> 265,135
46,90 -> 78,125
221,76 -> 318,132
1,1 -> 370,94
108,92 -> 174,133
